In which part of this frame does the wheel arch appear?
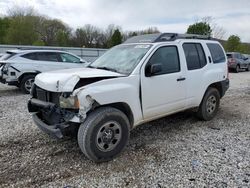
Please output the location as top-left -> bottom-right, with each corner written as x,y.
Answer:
93,102 -> 134,129
205,81 -> 224,98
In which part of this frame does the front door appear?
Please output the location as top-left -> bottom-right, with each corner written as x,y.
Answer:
141,45 -> 187,120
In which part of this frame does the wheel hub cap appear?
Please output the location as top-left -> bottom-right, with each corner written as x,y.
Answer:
96,121 -> 122,152
206,95 -> 217,114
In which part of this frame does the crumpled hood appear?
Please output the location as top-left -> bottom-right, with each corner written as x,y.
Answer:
35,67 -> 124,92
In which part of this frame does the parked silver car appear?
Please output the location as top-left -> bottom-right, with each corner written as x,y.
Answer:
0,49 -> 87,93
227,52 -> 250,73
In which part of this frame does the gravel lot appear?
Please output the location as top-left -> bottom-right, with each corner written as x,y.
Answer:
0,72 -> 249,188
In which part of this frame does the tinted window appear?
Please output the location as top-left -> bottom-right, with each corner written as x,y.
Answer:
36,52 -> 59,62
147,46 -> 180,75
183,43 -> 207,70
226,54 -> 233,58
22,53 -> 37,60
207,43 -> 226,63
60,53 -> 80,63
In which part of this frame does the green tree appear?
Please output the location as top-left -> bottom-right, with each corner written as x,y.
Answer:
5,15 -> 39,45
0,17 -> 10,43
109,29 -> 122,47
187,22 -> 212,36
56,29 -> 70,46
225,35 -> 241,52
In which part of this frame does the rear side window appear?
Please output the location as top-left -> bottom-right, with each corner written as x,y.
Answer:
22,53 -> 37,60
36,52 -> 59,62
147,46 -> 180,75
183,43 -> 207,70
207,43 -> 226,63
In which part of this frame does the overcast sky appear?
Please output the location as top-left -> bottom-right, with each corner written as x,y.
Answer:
1,0 -> 250,42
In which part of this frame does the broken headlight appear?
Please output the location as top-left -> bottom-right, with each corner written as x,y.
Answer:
59,95 -> 79,109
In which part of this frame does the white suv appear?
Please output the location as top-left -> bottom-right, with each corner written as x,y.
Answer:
28,33 -> 229,162
0,50 -> 87,93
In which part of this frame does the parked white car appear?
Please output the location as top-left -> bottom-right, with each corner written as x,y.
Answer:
28,33 -> 229,162
0,49 -> 87,93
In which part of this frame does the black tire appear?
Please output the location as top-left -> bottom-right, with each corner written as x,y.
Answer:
235,65 -> 240,73
77,107 -> 130,162
20,75 -> 35,94
246,64 -> 250,71
196,87 -> 220,121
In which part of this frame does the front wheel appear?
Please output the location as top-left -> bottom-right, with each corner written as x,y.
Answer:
196,88 -> 220,121
77,107 -> 130,162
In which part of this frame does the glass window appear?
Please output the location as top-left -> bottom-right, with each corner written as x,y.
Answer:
60,53 -> 80,63
36,52 -> 59,62
90,44 -> 152,75
183,43 -> 200,70
22,53 -> 37,60
147,46 -> 180,75
226,54 -> 233,58
207,43 -> 226,63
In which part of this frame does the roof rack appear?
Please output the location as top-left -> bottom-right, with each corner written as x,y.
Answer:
124,33 -> 212,44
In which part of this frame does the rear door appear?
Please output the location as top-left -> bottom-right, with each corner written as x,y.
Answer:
141,45 -> 187,120
182,42 -> 208,107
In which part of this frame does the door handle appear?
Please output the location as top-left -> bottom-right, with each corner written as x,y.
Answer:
177,77 -> 186,81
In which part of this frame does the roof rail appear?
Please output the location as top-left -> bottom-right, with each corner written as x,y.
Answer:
124,33 -> 212,44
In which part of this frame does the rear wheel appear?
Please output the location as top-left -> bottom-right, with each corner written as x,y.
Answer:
235,65 -> 240,73
77,107 -> 130,162
246,64 -> 250,71
20,75 -> 35,94
196,88 -> 220,121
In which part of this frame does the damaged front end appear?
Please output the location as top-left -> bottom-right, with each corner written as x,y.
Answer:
28,84 -> 94,138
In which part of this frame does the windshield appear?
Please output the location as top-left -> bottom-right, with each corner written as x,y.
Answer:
90,44 -> 152,74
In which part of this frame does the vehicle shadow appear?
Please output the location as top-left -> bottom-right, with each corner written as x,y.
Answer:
0,84 -> 23,97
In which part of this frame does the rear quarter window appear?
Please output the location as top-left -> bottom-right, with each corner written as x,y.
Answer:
207,43 -> 226,63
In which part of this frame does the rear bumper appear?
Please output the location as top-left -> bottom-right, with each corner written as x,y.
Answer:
221,78 -> 229,97
228,64 -> 237,69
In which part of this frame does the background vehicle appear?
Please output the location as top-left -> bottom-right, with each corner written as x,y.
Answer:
227,52 -> 250,72
28,33 -> 229,162
0,49 -> 87,93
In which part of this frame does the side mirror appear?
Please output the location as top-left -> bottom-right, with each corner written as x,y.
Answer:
146,64 -> 162,77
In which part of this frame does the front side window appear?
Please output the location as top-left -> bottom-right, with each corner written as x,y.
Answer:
146,46 -> 180,75
36,52 -> 59,62
207,43 -> 226,63
60,53 -> 80,63
183,43 -> 207,70
90,44 -> 152,75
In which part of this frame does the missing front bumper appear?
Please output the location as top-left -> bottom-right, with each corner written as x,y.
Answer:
28,98 -> 78,138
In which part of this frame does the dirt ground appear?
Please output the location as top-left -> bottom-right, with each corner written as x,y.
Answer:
0,72 -> 249,188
